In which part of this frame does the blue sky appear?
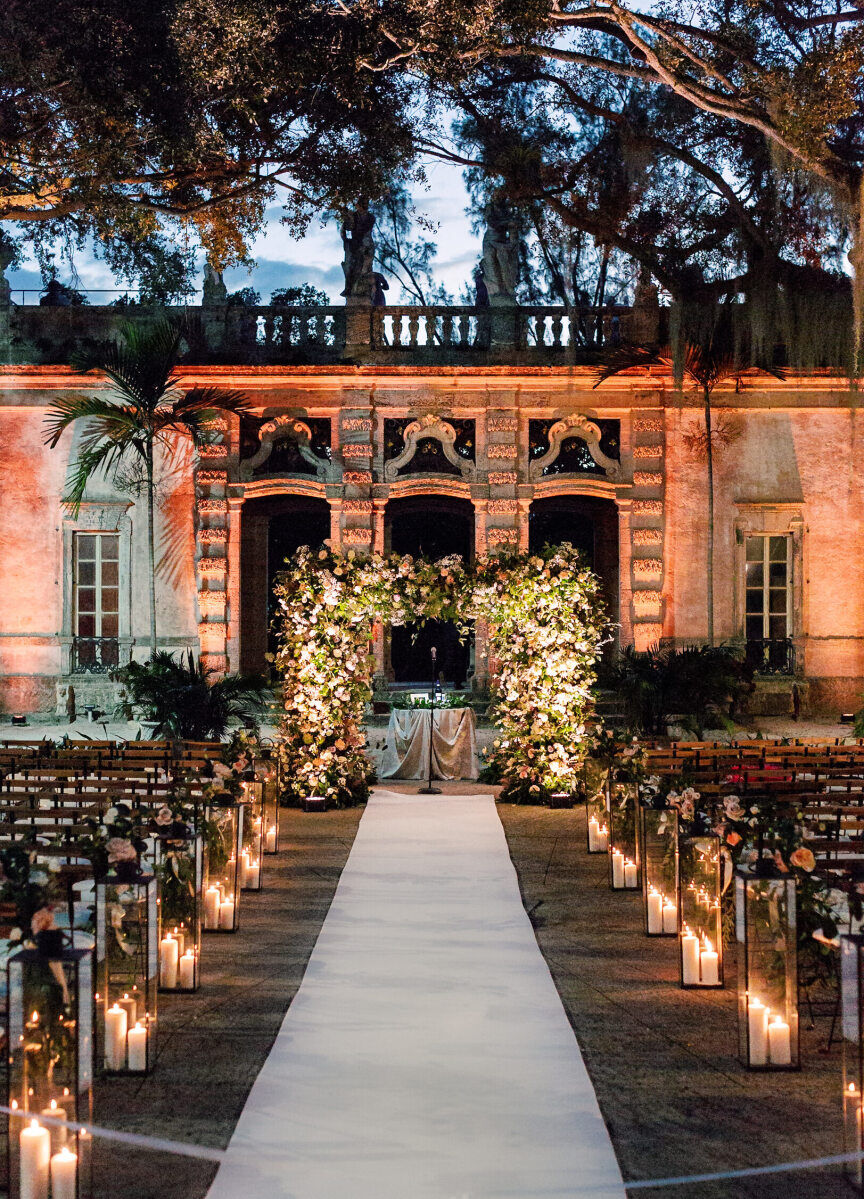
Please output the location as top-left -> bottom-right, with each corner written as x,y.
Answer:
6,161 -> 478,305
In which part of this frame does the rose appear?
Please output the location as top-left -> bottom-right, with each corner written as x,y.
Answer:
726,831 -> 742,847
155,807 -> 173,826
723,796 -> 745,820
31,907 -> 55,935
790,847 -> 816,872
106,837 -> 137,864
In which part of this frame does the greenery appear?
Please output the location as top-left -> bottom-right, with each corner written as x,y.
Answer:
114,650 -> 269,739
608,644 -> 753,737
43,317 -> 252,652
270,284 -> 329,306
390,692 -> 467,709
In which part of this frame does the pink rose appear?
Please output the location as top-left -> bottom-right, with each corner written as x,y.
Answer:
790,847 -> 816,872
30,908 -> 55,935
106,838 -> 137,864
155,807 -> 173,826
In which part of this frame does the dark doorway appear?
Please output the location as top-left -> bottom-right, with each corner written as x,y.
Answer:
240,496 -> 330,674
385,496 -> 474,685
528,495 -> 619,632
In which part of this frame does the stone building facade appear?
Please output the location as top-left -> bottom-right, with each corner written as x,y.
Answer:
0,302 -> 862,716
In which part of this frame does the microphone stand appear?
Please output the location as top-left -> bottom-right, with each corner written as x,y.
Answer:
419,645 -> 441,795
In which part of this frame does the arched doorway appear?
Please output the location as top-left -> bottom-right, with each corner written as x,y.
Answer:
240,495 -> 330,674
528,495 -> 619,632
385,495 -> 474,686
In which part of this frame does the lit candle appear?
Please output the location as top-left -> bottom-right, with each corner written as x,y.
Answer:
768,1015 -> 792,1065
748,998 -> 769,1066
266,825 -> 277,853
597,825 -> 608,852
105,1003 -> 127,1071
662,899 -> 677,935
39,1099 -> 67,1153
179,950 -> 196,990
118,992 -> 137,1027
245,859 -> 260,889
127,1022 -> 148,1072
700,938 -> 719,985
20,1119 -> 50,1199
49,1146 -> 77,1199
612,850 -> 625,888
588,818 -> 601,853
171,926 -> 186,956
219,897 -> 235,930
681,932 -> 700,985
624,860 -> 638,888
647,890 -> 663,934
204,886 -> 221,930
160,934 -> 179,989
240,850 -> 250,881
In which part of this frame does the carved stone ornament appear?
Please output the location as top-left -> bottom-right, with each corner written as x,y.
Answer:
240,415 -> 330,481
528,413 -> 621,481
384,413 -> 473,481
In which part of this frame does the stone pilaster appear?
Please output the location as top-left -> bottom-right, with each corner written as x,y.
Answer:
629,410 -> 666,650
194,417 -> 232,676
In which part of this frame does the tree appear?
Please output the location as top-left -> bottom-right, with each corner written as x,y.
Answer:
43,318 -> 253,654
597,341 -> 785,644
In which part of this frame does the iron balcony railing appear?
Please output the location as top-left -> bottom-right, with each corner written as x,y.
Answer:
71,637 -> 121,675
745,637 -> 796,676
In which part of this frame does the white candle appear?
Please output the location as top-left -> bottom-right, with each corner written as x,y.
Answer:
179,951 -> 196,990
588,818 -> 600,853
127,1022 -> 148,1072
624,860 -> 638,888
768,1016 -> 792,1065
612,850 -> 625,888
219,897 -> 235,930
241,850 -> 250,880
681,933 -> 700,985
700,941 -> 719,985
171,927 -> 186,956
647,890 -> 662,934
204,886 -> 221,930
246,859 -> 260,888
118,992 -> 137,1028
105,1003 -> 127,1070
160,934 -> 179,989
266,825 -> 277,852
597,826 -> 608,852
748,998 -> 769,1066
39,1100 -> 67,1153
20,1119 -> 50,1199
49,1146 -> 77,1199
662,899 -> 677,935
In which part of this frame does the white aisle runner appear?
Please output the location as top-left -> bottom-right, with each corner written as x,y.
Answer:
207,791 -> 626,1199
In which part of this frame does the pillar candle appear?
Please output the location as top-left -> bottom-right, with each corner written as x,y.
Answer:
612,850 -> 625,888
219,897 -> 235,930
20,1120 -> 50,1199
179,950 -> 196,990
681,933 -> 700,985
246,860 -> 260,889
588,818 -> 600,853
266,825 -> 277,853
105,1003 -> 127,1070
240,850 -> 250,879
204,886 -> 221,930
624,860 -> 638,888
49,1146 -> 77,1199
768,1016 -> 792,1065
700,941 -> 719,985
118,992 -> 137,1027
662,899 -> 677,935
160,934 -> 179,988
647,890 -> 662,934
597,826 -> 608,852
171,927 -> 186,956
39,1100 -> 67,1153
748,998 -> 769,1066
127,1022 -> 148,1072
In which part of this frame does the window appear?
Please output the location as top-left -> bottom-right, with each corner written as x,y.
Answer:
73,533 -> 120,672
744,535 -> 792,672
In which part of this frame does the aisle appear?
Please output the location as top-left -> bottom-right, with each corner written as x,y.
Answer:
207,791 -> 626,1199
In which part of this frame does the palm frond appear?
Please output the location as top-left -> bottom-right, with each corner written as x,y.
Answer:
61,439 -> 136,514
72,318 -> 183,411
43,394 -> 144,448
593,346 -> 669,388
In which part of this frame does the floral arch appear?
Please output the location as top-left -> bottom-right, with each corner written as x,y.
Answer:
272,544 -> 609,806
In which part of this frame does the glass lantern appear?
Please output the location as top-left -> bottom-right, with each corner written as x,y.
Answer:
676,833 -> 723,987
95,872 -> 158,1075
240,772 -> 264,893
608,781 -> 640,890
841,934 -> 864,1193
585,760 -> 609,855
640,806 -> 678,937
203,798 -> 243,933
7,944 -> 93,1199
258,750 -> 280,855
155,832 -> 203,993
735,869 -> 799,1069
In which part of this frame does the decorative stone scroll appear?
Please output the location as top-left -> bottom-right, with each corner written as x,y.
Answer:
528,413 -> 620,481
384,414 -> 472,481
240,416 -> 330,481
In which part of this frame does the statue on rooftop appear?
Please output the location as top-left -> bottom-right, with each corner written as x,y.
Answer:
202,263 -> 228,306
340,201 -> 377,303
481,198 -> 520,305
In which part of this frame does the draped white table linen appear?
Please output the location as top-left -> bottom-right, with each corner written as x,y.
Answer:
380,707 -> 478,780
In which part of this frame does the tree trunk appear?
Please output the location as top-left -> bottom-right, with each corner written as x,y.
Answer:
704,384 -> 715,646
146,442 -> 157,657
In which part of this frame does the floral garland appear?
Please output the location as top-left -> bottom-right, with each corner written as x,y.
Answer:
271,544 -> 608,806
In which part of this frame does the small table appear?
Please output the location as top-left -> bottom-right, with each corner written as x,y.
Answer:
380,707 -> 478,781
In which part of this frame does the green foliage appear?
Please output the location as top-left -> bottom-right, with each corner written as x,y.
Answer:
113,650 -> 269,740
0,846 -> 57,934
227,286 -> 261,306
270,284 -> 329,306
